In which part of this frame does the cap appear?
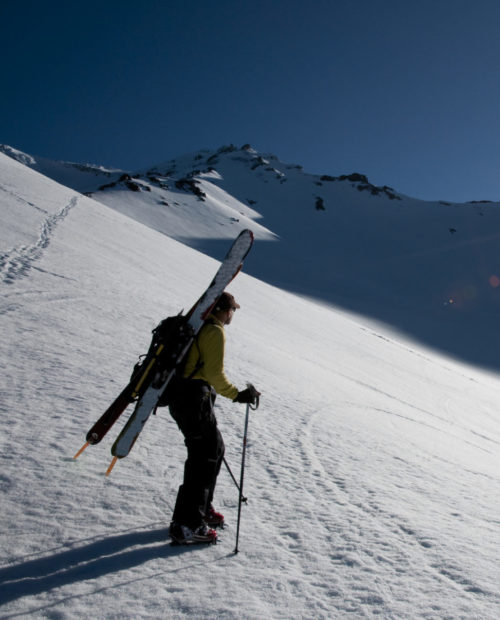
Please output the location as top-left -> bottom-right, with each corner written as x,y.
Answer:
215,292 -> 240,311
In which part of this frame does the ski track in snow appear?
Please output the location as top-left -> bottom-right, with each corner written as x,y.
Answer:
0,184 -> 50,216
0,196 -> 78,284
292,407 -> 499,615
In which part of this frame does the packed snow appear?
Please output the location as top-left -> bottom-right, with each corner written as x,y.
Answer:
1,151 -> 499,618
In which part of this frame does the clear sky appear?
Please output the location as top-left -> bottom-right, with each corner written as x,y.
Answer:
2,0 -> 500,202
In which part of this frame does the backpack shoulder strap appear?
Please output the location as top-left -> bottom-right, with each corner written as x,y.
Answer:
185,330 -> 204,379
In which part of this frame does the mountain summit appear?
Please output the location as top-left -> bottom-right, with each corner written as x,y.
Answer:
3,142 -> 500,369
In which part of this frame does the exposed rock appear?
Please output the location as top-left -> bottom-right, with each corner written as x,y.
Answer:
174,177 -> 206,200
316,197 -> 326,211
320,172 -> 401,200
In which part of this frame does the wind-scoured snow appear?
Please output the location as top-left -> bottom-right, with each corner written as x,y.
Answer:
0,151 -> 499,619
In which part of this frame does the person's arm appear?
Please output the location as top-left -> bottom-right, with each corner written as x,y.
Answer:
199,324 -> 239,400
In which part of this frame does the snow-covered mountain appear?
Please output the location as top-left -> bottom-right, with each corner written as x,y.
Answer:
3,142 -> 500,371
1,148 -> 499,618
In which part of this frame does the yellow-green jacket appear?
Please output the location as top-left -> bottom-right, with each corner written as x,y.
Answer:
183,317 -> 238,400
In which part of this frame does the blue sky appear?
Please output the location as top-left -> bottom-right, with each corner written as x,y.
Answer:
2,0 -> 500,202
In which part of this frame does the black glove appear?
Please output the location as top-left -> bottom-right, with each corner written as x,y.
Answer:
233,384 -> 261,405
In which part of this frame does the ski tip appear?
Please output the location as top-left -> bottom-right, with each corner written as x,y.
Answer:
242,229 -> 254,244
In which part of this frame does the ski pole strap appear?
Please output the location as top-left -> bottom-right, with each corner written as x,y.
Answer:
247,383 -> 260,410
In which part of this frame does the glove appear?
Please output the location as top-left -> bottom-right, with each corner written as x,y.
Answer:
233,384 -> 261,405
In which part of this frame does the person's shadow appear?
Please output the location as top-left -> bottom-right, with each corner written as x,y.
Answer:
0,523 -> 199,607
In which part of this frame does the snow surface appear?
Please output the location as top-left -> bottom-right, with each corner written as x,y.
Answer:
1,151 -> 500,618
5,143 -> 500,372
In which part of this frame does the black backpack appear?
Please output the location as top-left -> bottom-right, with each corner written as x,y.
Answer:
130,314 -> 196,407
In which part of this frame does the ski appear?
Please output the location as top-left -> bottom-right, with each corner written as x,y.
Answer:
73,383 -> 132,458
73,346 -> 163,458
105,229 -> 254,475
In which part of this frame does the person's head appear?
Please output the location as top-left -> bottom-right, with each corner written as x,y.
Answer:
213,292 -> 240,325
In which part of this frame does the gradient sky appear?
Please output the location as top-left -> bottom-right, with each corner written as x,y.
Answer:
2,0 -> 500,202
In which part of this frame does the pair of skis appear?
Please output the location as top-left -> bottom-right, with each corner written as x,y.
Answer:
74,229 -> 254,475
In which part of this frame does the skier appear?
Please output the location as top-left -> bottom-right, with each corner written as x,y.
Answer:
168,291 -> 260,545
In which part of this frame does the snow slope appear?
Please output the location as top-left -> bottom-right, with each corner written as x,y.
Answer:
1,152 -> 499,618
4,143 -> 500,372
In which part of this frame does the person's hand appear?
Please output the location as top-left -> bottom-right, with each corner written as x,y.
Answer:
233,384 -> 261,406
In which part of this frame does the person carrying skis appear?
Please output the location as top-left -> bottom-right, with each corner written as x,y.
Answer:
168,291 -> 260,545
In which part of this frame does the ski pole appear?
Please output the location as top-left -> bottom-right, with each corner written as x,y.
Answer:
234,388 -> 259,554
223,457 -> 247,503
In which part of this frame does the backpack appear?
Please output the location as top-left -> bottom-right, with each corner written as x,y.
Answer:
129,314 -> 196,408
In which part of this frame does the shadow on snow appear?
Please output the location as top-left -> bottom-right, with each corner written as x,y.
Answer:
0,524 -> 204,606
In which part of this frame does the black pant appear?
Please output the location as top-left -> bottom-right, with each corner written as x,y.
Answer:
169,379 -> 225,529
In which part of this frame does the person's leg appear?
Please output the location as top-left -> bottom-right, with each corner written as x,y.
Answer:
170,385 -> 223,528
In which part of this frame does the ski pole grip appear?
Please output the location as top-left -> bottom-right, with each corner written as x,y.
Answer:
246,383 -> 260,410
